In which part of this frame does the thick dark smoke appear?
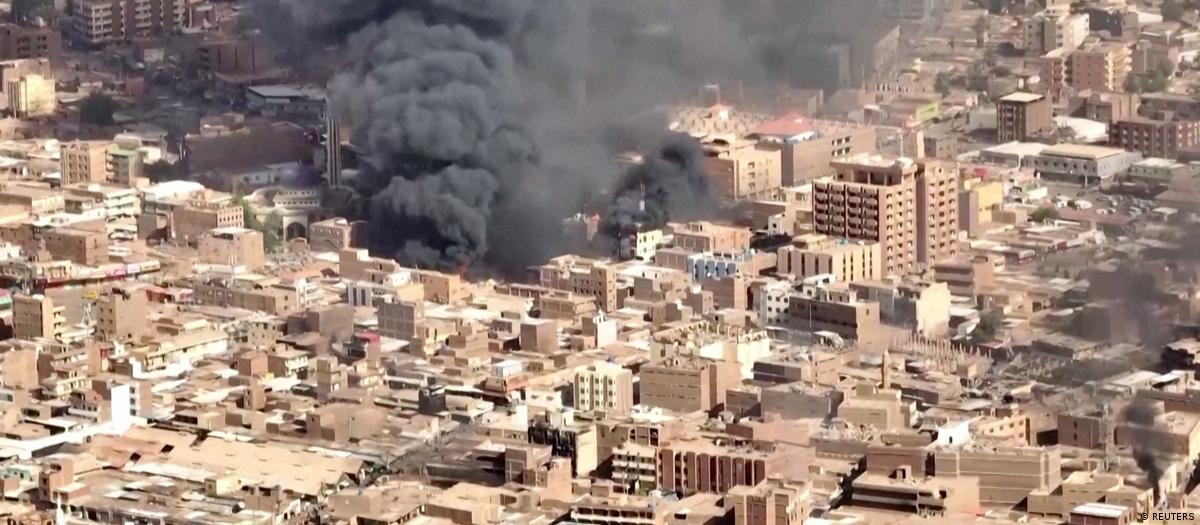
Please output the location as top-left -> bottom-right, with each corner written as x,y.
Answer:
1123,399 -> 1172,502
601,134 -> 716,239
254,0 -> 891,272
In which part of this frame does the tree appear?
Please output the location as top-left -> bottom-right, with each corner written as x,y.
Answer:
1162,0 -> 1185,22
1124,75 -> 1143,94
935,71 -> 953,97
1032,206 -> 1059,223
973,310 -> 1004,342
79,93 -> 117,128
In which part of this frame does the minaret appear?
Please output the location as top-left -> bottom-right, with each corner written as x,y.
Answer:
55,494 -> 65,525
325,97 -> 342,188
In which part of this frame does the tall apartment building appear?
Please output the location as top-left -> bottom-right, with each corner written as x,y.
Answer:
13,293 -> 64,341
573,362 -> 633,419
639,357 -> 741,413
1069,41 -> 1131,92
751,114 -> 878,185
777,233 -> 882,284
996,92 -> 1053,142
813,155 -> 914,276
68,0 -> 188,46
1109,117 -> 1200,159
1023,8 -> 1089,55
813,155 -> 957,276
60,141 -> 111,185
95,284 -> 148,343
785,285 -> 882,342
657,439 -> 789,496
914,160 -> 958,267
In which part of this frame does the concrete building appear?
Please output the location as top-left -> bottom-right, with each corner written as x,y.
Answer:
814,155 -> 954,276
1126,157 -> 1187,187
1109,117 -> 1200,160
1075,90 -> 1139,123
1024,8 -> 1089,55
307,217 -> 365,252
785,285 -> 882,342
44,226 -> 108,266
95,284 -> 148,343
657,439 -> 793,496
702,138 -> 782,201
60,141 -> 111,185
538,256 -> 618,312
191,280 -> 298,316
573,362 -> 633,419
997,92 -> 1053,143
171,198 -> 244,244
777,233 -> 882,284
13,293 -> 64,341
914,160 -> 959,268
106,144 -> 145,186
1070,41 -> 1131,92
1030,144 -> 1141,185
686,249 -> 774,283
728,479 -> 809,525
0,24 -> 62,63
933,446 -> 1062,506
198,227 -> 265,271
669,221 -> 751,253
750,114 -> 878,185
639,357 -> 741,413
68,0 -> 188,46
814,155 -> 917,276
6,72 -> 54,118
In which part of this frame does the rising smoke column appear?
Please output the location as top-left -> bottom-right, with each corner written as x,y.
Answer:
601,133 -> 716,239
258,0 -> 887,272
1122,399 -> 1173,502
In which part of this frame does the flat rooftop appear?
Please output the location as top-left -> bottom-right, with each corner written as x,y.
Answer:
1040,143 -> 1125,160
998,92 -> 1043,103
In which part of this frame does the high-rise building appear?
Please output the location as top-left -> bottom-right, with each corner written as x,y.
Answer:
751,114 -> 878,185
997,92 -> 1052,143
0,24 -> 62,63
813,155 -> 957,276
6,72 -> 55,118
914,160 -> 959,268
639,357 -> 741,413
573,362 -> 633,419
68,0 -> 188,47
1023,8 -> 1089,55
729,479 -> 810,525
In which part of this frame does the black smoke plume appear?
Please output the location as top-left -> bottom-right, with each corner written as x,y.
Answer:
254,0 -> 893,273
1123,399 -> 1172,502
601,134 -> 715,239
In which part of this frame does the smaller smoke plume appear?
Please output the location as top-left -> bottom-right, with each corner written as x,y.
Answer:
601,133 -> 715,240
1123,399 -> 1172,502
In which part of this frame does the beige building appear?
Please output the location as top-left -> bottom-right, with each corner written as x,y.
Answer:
44,226 -> 108,266
751,114 -> 877,185
933,446 -> 1062,506
814,155 -> 917,276
777,233 -> 882,284
814,155 -> 956,276
198,227 -> 265,271
95,284 -> 148,343
60,141 -> 111,185
1069,41 -> 1131,92
538,255 -> 618,312
997,92 -> 1052,142
640,357 -> 741,413
68,0 -> 188,46
785,285 -> 882,342
669,221 -> 751,253
573,362 -> 633,419
915,160 -> 959,267
171,199 -> 244,243
13,293 -> 64,341
702,139 -> 782,201
191,280 -> 298,316
728,479 -> 809,525
6,72 -> 54,118
1110,117 -> 1200,159
308,217 -> 365,251
1023,8 -> 1089,55
657,439 -> 796,496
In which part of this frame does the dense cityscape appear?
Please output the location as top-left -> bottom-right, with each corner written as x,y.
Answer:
5,0 -> 1200,524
